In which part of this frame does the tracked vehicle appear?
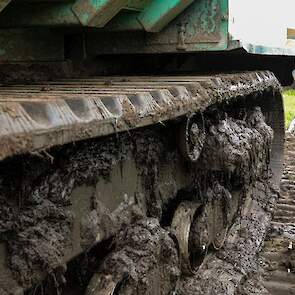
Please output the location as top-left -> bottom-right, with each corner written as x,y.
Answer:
0,1 -> 294,294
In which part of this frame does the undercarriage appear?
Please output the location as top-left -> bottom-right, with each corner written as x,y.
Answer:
0,71 -> 285,295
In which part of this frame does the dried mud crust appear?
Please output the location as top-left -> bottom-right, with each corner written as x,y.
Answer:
98,219 -> 180,294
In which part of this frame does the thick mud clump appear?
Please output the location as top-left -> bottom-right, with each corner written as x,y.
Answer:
201,107 -> 273,183
0,165 -> 74,288
89,218 -> 180,295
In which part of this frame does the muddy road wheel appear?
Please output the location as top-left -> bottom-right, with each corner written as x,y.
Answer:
171,201 -> 207,275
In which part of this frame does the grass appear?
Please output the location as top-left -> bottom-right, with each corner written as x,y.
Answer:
283,89 -> 295,129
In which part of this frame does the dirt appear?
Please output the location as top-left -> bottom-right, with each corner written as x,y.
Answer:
0,123 -> 179,293
0,164 -> 74,287
177,180 -> 277,295
90,181 -> 274,295
0,88 -> 282,295
173,107 -> 277,295
201,107 -> 273,183
0,135 -> 129,289
96,218 -> 180,294
78,106 -> 277,295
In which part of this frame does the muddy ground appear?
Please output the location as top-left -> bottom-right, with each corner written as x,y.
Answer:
260,133 -> 295,294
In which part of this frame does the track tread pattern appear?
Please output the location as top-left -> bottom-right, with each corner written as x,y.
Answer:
0,71 -> 280,160
262,134 -> 295,295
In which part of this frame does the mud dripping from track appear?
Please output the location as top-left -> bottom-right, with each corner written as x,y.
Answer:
81,107 -> 276,295
0,95 -> 282,295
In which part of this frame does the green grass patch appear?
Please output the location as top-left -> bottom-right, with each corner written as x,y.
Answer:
283,89 -> 295,128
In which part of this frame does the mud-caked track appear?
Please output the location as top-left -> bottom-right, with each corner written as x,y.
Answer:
0,72 -> 285,295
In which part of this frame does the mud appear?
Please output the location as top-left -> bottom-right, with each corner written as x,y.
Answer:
0,165 -> 74,287
176,181 -> 277,295
0,134 -> 130,288
0,123 -> 183,293
174,107 -> 277,294
81,107 -> 277,295
97,218 -> 180,294
200,107 -> 273,184
0,94 -> 279,295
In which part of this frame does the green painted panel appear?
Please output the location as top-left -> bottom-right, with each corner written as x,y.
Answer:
0,0 -> 224,37
104,10 -> 142,31
126,0 -> 151,11
0,0 -> 132,27
138,0 -> 194,32
87,0 -> 229,53
0,0 -> 228,55
72,0 -> 128,27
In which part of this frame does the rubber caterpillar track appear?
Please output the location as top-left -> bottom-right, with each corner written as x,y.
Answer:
0,71 -> 285,295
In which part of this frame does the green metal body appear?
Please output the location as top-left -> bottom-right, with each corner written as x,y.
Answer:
0,0 -> 229,62
72,0 -> 129,27
137,0 -> 194,32
0,0 -> 199,29
0,0 -> 293,63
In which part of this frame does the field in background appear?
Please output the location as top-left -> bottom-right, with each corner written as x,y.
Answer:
283,89 -> 295,128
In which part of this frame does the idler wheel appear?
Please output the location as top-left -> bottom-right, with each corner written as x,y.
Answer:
85,274 -> 125,295
189,208 -> 211,269
191,200 -> 215,247
171,201 -> 207,275
179,113 -> 206,162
